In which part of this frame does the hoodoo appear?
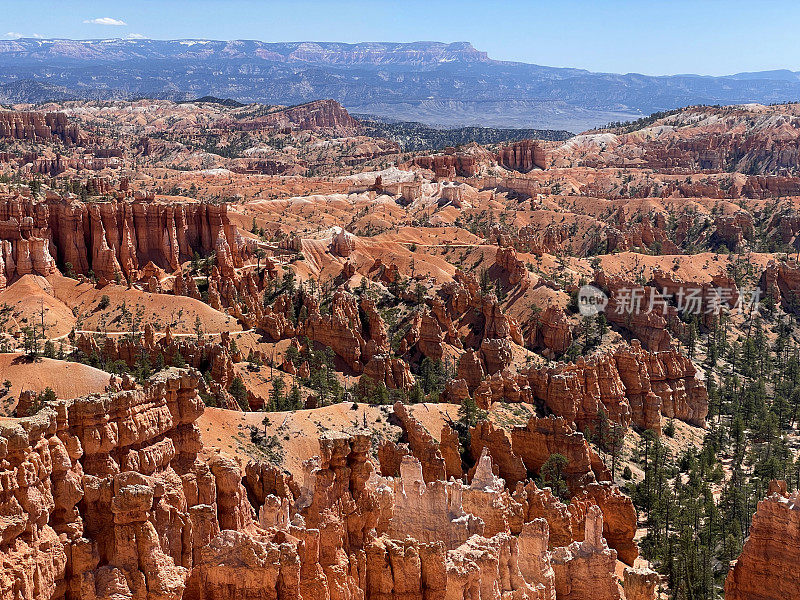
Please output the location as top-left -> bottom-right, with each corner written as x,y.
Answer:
0,24 -> 798,598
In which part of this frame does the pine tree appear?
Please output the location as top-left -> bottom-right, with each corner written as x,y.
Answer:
229,376 -> 248,411
539,453 -> 569,501
269,377 -> 286,411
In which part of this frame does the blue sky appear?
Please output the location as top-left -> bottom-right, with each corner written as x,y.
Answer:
1,0 -> 798,76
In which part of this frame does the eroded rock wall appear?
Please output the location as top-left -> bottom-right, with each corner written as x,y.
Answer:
725,484 -> 800,600
0,194 -> 243,286
526,341 -> 708,434
0,111 -> 84,145
0,368 -> 235,600
1,368 -> 654,600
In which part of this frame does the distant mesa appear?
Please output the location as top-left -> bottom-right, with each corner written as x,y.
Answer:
2,38 -> 800,130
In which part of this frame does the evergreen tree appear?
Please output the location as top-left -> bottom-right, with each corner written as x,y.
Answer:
539,453 -> 570,501
229,376 -> 248,411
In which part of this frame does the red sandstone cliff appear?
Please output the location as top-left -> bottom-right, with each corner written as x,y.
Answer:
228,99 -> 362,135
0,110 -> 85,145
0,194 -> 244,286
526,341 -> 708,435
725,482 -> 800,600
496,139 -> 548,172
0,368 -> 657,600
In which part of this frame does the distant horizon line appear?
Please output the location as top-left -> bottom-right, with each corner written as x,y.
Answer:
1,37 -> 798,78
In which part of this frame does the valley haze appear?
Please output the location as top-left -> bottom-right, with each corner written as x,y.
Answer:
2,38 -> 800,130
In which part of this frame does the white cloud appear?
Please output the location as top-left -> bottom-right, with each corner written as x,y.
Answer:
83,17 -> 127,26
2,32 -> 41,39
126,33 -> 146,39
